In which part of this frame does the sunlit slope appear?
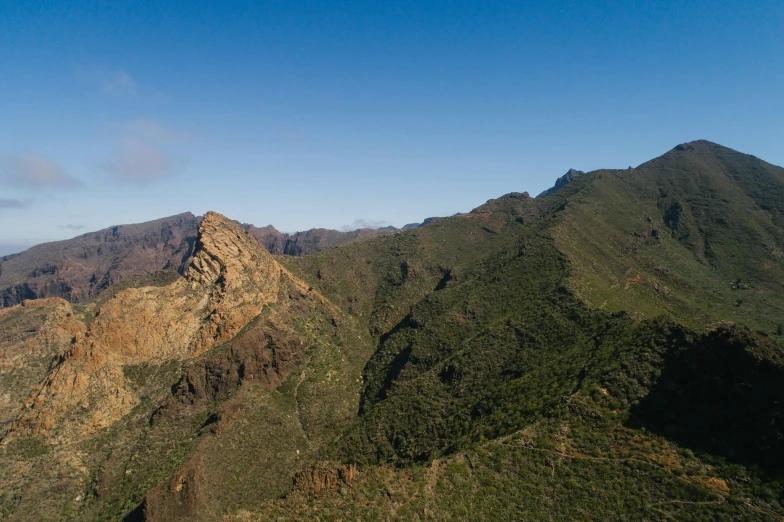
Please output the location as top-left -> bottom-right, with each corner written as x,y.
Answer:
553,140 -> 784,334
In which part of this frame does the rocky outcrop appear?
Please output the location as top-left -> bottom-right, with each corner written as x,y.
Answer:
139,456 -> 208,522
12,212 -> 293,436
292,462 -> 357,497
151,318 -> 303,425
537,168 -> 586,198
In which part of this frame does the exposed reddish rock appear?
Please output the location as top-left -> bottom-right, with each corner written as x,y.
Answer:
0,213 -> 199,308
0,214 -> 397,309
12,212 -> 320,437
0,298 -> 85,435
151,319 -> 304,425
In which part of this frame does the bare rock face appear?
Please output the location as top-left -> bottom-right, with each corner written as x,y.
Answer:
0,298 -> 85,435
13,212 -> 287,436
292,462 -> 357,497
185,211 -> 282,350
0,212 -> 199,308
151,319 -> 302,426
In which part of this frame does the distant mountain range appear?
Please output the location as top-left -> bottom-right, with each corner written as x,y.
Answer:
0,168 -> 578,309
0,215 -> 441,308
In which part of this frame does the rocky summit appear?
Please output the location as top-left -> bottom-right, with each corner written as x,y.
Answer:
0,142 -> 783,521
11,212 -> 300,437
0,213 -> 404,310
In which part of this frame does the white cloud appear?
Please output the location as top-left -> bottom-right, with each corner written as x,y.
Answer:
340,219 -> 392,232
59,224 -> 87,231
1,153 -> 83,189
122,118 -> 191,142
103,136 -> 181,183
75,66 -> 164,99
101,69 -> 138,95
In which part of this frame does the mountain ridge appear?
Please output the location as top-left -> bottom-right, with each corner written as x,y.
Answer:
1,140 -> 783,521
0,214 -> 441,309
537,167 -> 586,197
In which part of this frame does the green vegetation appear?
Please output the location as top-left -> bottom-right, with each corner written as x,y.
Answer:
253,394 -> 778,521
554,140 -> 784,333
2,141 -> 783,521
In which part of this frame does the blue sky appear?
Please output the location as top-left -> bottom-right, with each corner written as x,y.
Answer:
1,0 -> 782,253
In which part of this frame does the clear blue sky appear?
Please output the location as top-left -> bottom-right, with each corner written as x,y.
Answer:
1,0 -> 782,253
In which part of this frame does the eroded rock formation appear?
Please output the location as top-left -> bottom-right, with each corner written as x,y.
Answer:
292,462 -> 358,497
12,212 -> 301,436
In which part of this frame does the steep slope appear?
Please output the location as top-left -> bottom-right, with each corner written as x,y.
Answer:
552,140 -> 784,334
0,213 -> 199,308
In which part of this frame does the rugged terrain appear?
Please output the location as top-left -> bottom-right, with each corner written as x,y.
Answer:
1,140 -> 783,521
0,213 -> 200,308
0,216 -> 401,309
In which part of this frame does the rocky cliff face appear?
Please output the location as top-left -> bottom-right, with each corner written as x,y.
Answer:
0,212 -> 199,308
12,212 -> 295,436
0,214 -> 397,310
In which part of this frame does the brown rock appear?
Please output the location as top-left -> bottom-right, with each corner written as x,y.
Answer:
292,462 -> 358,498
141,455 -> 208,521
12,211 -> 297,436
0,212 -> 199,307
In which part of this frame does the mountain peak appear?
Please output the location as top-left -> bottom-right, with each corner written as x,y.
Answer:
185,210 -> 274,287
669,139 -> 738,155
537,168 -> 586,198
15,210 -> 286,436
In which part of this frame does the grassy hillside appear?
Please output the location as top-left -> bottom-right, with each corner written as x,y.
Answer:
553,141 -> 784,336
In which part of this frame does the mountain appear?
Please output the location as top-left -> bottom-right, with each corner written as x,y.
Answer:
537,167 -> 585,197
553,140 -> 784,334
0,141 -> 783,521
0,212 -> 199,308
244,224 -> 396,256
0,217 -> 398,309
401,215 -> 463,229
